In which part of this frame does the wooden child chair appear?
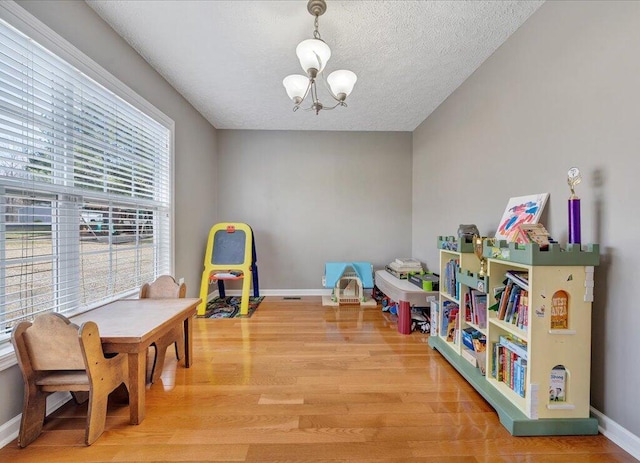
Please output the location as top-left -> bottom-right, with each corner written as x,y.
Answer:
11,312 -> 129,447
139,275 -> 186,383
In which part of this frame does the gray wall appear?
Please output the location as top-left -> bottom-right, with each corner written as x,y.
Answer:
217,130 -> 413,290
0,0 -> 218,426
412,0 -> 640,436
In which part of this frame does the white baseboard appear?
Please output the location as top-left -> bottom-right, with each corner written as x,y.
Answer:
258,289 -> 333,296
217,289 -> 377,297
0,414 -> 20,450
591,406 -> 640,460
216,289 -> 334,297
0,392 -> 71,449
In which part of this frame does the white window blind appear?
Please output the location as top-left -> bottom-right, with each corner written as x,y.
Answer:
0,17 -> 172,341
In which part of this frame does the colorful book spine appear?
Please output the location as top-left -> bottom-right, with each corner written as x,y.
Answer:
499,335 -> 528,361
505,286 -> 522,323
443,259 -> 460,298
497,280 -> 514,320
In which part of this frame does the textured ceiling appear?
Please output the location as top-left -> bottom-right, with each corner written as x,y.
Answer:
86,0 -> 544,132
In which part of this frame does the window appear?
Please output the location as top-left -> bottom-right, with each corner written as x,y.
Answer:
0,16 -> 172,343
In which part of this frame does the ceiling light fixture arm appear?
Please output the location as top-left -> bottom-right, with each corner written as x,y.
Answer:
292,78 -> 314,112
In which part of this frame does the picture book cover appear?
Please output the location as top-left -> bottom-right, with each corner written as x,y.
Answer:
441,301 -> 458,335
516,290 -> 529,329
446,308 -> 459,342
464,291 -> 473,323
475,294 -> 488,329
549,366 -> 566,402
495,193 -> 549,242
550,290 -> 569,329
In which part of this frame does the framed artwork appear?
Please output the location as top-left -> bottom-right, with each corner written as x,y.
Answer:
495,193 -> 549,242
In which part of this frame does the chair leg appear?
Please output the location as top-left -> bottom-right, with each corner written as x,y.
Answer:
149,343 -> 160,383
18,388 -> 47,448
85,392 -> 108,445
175,337 -> 185,361
151,343 -> 169,384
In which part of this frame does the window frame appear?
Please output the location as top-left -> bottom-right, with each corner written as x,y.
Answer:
0,1 -> 175,371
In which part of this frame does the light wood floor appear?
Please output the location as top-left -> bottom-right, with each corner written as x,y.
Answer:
1,297 -> 637,462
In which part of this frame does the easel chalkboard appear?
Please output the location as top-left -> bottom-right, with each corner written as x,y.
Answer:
212,229 -> 246,265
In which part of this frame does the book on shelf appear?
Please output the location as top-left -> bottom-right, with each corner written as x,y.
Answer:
514,357 -> 527,397
504,285 -> 522,323
497,280 -> 514,320
517,223 -> 553,249
549,366 -> 566,402
385,265 -> 410,279
446,308 -> 459,342
491,340 -> 528,394
494,342 -> 504,382
464,291 -> 473,324
443,258 -> 460,298
465,288 -> 487,329
515,290 -> 529,329
461,327 -> 475,351
550,290 -> 569,329
499,335 -> 528,361
505,270 -> 529,291
430,300 -> 439,336
472,336 -> 486,353
388,259 -> 423,274
462,327 -> 486,353
441,301 -> 458,336
475,350 -> 487,376
473,292 -> 488,329
506,351 -> 518,390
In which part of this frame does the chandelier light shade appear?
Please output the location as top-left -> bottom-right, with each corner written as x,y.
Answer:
282,0 -> 357,115
296,39 -> 331,75
283,75 -> 309,104
327,70 -> 357,99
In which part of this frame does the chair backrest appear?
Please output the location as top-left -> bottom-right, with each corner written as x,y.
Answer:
139,275 -> 186,299
13,313 -> 87,371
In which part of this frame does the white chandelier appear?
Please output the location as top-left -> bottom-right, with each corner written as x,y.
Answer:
283,0 -> 357,115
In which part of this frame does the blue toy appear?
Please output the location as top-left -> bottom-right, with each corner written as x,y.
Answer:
323,262 -> 374,304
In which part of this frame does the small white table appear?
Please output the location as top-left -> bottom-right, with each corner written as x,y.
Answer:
375,270 -> 437,334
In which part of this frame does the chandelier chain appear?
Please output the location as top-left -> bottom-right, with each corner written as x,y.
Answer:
313,15 -> 321,39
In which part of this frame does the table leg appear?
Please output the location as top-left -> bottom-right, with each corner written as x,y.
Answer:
398,300 -> 412,335
128,352 -> 146,424
184,315 -> 193,367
